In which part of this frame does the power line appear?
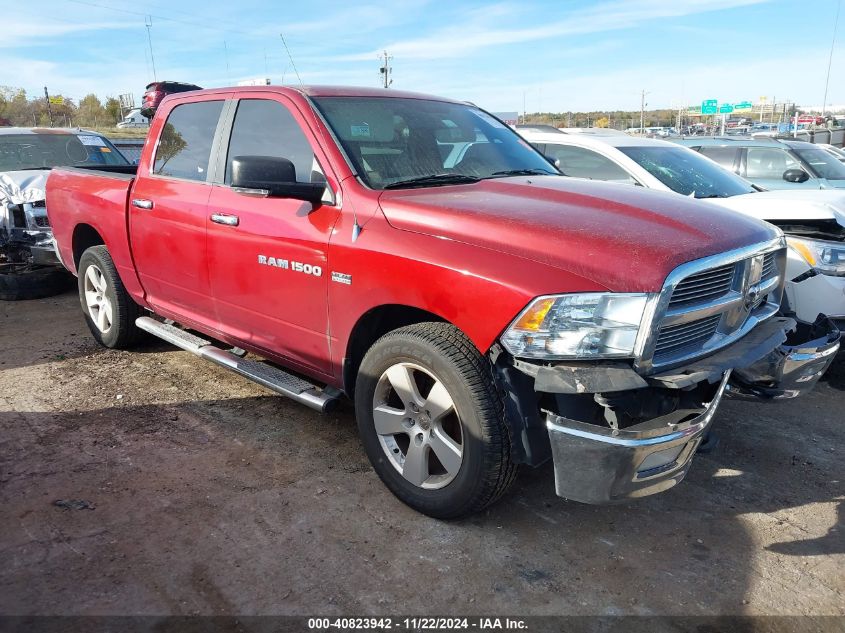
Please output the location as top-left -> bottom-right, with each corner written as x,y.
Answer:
67,0 -> 256,37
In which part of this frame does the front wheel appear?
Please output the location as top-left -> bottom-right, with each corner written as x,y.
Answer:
77,245 -> 143,349
355,323 -> 517,519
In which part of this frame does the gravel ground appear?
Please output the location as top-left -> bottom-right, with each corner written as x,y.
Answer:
1,290 -> 843,617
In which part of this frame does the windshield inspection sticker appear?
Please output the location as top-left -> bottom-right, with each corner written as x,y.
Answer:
350,123 -> 371,138
77,135 -> 106,146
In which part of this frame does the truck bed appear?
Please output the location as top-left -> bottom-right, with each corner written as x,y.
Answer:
46,166 -> 139,292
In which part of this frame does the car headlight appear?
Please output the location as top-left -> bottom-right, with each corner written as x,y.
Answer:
500,293 -> 649,359
787,236 -> 845,276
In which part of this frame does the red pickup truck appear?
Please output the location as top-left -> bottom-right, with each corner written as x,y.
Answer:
46,86 -> 839,518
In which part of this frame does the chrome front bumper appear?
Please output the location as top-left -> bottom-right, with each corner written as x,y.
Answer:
546,373 -> 730,504
535,316 -> 840,505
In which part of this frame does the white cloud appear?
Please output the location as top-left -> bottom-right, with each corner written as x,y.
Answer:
336,0 -> 770,61
0,18 -> 137,46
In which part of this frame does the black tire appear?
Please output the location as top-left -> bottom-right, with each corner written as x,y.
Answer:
355,322 -> 517,519
77,245 -> 143,349
0,265 -> 73,301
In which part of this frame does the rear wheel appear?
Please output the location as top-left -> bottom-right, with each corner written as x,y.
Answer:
77,246 -> 142,349
355,323 -> 517,519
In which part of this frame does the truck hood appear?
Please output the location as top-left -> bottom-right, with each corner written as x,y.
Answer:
378,176 -> 778,292
706,190 -> 845,227
0,170 -> 48,206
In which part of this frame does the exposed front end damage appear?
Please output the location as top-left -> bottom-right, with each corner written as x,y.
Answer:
493,306 -> 840,505
491,230 -> 840,504
0,171 -> 60,268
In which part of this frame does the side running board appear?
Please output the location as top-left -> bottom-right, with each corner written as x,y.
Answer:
135,316 -> 340,413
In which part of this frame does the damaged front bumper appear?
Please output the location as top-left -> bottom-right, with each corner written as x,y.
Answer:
512,316 -> 840,504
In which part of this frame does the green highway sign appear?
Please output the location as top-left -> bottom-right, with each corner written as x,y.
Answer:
701,99 -> 718,114
734,101 -> 753,112
719,104 -> 734,114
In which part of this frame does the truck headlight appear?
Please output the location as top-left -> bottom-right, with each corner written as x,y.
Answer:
787,237 -> 845,277
500,293 -> 649,359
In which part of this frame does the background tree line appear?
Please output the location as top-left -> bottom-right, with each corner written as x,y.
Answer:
524,109 -> 685,129
0,86 -> 123,128
0,86 -> 706,131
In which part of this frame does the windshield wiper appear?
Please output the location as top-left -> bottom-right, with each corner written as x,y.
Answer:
383,173 -> 480,189
489,168 -> 558,177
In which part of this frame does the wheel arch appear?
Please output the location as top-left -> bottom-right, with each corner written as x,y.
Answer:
72,223 -> 106,271
342,303 -> 452,396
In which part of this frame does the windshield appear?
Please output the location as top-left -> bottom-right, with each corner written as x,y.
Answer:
0,133 -> 129,171
311,96 -> 557,189
618,146 -> 756,197
793,148 -> 845,181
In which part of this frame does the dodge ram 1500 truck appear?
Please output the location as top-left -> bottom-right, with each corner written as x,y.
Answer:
45,86 -> 840,518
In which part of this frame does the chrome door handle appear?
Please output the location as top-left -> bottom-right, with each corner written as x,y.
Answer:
210,213 -> 239,227
132,198 -> 153,210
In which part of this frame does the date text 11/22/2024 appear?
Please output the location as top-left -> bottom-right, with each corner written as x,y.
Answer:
307,617 -> 528,630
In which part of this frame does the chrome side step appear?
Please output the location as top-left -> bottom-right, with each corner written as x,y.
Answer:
136,316 -> 340,413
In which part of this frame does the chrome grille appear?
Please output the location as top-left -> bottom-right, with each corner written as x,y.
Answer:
32,216 -> 50,228
667,263 -> 736,308
761,252 -> 776,280
637,238 -> 787,374
654,314 -> 722,359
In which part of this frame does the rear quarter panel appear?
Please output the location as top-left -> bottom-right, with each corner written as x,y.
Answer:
46,168 -> 146,304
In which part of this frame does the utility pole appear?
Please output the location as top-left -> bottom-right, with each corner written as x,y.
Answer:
145,16 -> 157,81
379,50 -> 393,88
640,90 -> 649,135
522,91 -> 526,124
44,86 -> 54,128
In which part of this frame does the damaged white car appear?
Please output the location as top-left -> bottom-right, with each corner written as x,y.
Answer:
0,127 -> 129,300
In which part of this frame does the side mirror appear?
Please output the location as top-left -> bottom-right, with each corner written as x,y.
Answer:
544,155 -> 561,168
231,155 -> 326,205
782,168 -> 810,183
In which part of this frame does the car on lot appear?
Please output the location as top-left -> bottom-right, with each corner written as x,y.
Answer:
140,81 -> 202,119
116,108 -> 150,129
673,137 -> 845,190
519,130 -> 845,331
0,127 -> 128,300
45,86 -> 839,518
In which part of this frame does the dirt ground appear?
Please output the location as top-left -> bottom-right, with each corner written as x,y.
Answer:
1,289 -> 843,617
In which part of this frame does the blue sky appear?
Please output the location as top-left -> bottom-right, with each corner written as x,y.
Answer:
3,0 -> 843,113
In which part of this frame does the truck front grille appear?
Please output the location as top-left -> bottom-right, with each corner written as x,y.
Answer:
638,239 -> 787,373
667,263 -> 736,308
654,314 -> 722,360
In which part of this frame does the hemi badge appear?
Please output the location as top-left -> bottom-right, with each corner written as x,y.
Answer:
331,272 -> 352,285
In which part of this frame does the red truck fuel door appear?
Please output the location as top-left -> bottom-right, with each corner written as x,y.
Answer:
129,96 -> 229,323
206,96 -> 341,374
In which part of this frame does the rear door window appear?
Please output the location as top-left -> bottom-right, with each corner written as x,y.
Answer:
225,99 -> 317,184
745,148 -> 800,179
153,100 -> 224,181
